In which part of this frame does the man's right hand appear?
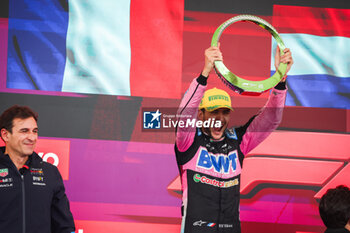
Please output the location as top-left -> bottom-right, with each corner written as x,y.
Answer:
201,44 -> 223,77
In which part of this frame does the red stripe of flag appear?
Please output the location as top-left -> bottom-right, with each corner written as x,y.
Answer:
273,5 -> 350,37
130,0 -> 184,99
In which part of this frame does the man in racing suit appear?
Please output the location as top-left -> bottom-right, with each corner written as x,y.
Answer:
0,105 -> 75,233
175,45 -> 293,233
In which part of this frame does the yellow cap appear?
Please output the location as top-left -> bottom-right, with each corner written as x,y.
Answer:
199,88 -> 233,111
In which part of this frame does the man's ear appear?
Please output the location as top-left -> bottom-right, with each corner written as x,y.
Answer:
198,109 -> 204,121
0,128 -> 9,143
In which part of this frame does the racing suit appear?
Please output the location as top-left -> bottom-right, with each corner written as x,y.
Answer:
175,75 -> 287,233
0,147 -> 75,233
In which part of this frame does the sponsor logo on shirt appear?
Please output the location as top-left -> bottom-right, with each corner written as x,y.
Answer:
32,171 -> 46,186
0,176 -> 13,188
30,168 -> 44,176
0,178 -> 12,183
33,176 -> 44,182
193,173 -> 239,188
0,168 -> 9,177
193,220 -> 232,228
196,148 -> 238,174
33,182 -> 46,186
193,220 -> 207,226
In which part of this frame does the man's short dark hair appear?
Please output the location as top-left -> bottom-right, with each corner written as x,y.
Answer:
0,105 -> 38,133
319,185 -> 350,228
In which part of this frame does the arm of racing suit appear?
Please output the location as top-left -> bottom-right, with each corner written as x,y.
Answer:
239,82 -> 287,155
176,75 -> 207,152
51,166 -> 75,233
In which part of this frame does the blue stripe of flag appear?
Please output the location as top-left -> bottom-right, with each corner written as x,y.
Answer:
7,0 -> 68,91
271,33 -> 350,109
271,72 -> 350,109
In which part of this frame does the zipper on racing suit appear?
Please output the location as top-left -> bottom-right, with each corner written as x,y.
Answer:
211,138 -> 226,232
21,174 -> 26,233
11,162 -> 27,233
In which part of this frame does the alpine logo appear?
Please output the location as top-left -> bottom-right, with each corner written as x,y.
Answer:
196,148 -> 238,174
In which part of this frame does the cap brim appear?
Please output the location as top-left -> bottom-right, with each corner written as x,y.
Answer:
205,106 -> 234,112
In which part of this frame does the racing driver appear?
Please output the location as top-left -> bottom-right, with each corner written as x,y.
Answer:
175,45 -> 293,233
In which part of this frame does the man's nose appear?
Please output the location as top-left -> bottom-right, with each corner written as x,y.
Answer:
215,112 -> 224,121
28,132 -> 37,141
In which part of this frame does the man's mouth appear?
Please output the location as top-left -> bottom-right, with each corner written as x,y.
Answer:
212,124 -> 224,133
23,142 -> 35,147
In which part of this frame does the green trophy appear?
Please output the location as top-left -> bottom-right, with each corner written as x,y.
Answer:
211,14 -> 287,95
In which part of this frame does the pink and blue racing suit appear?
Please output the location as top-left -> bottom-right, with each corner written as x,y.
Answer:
175,74 -> 287,233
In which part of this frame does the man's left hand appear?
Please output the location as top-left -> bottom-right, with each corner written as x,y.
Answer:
274,47 -> 293,82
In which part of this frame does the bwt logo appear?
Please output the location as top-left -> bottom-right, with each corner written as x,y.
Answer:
197,148 -> 238,173
143,109 -> 161,129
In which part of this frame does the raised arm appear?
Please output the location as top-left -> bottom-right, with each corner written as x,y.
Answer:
176,76 -> 206,152
239,85 -> 287,155
240,47 -> 293,155
176,46 -> 222,152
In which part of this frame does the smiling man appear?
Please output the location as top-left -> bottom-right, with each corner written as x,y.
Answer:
0,105 -> 75,233
175,45 -> 293,233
